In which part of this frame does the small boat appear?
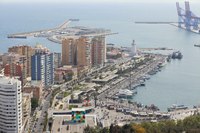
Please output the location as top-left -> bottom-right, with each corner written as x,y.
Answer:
142,75 -> 150,80
140,83 -> 145,86
116,89 -> 135,99
148,70 -> 157,75
167,104 -> 188,112
194,44 -> 200,47
158,61 -> 167,68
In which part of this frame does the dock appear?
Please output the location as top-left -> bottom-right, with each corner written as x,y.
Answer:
170,23 -> 200,34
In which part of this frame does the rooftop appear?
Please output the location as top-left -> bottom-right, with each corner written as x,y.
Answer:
24,80 -> 42,87
0,75 -> 20,85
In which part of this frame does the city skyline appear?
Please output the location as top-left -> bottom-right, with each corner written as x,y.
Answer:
1,0 -> 200,132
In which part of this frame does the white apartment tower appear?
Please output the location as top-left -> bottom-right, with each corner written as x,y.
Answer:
0,76 -> 22,133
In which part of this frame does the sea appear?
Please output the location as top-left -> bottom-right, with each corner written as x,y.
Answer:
0,2 -> 200,111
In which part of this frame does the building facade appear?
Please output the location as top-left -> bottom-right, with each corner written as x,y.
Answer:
4,63 -> 22,77
91,36 -> 106,66
23,81 -> 43,101
54,52 -> 62,69
31,45 -> 54,87
1,53 -> 27,85
8,45 -> 34,77
62,37 -> 91,67
0,76 -> 22,133
62,38 -> 77,66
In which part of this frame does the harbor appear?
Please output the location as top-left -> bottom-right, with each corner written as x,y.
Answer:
1,2 -> 200,132
91,52 -> 200,127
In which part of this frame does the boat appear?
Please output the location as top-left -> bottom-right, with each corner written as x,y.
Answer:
148,70 -> 157,75
194,44 -> 200,47
167,55 -> 171,62
171,51 -> 183,60
130,84 -> 140,90
177,52 -> 183,59
140,83 -> 145,86
116,89 -> 135,99
158,61 -> 167,68
142,75 -> 150,80
167,104 -> 188,112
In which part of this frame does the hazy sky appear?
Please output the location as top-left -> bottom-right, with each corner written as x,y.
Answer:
1,0 -> 199,4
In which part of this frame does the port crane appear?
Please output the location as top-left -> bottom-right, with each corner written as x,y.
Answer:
176,1 -> 200,30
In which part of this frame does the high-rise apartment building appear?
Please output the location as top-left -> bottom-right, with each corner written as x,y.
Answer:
54,52 -> 62,69
8,45 -> 34,77
0,76 -> 22,133
91,36 -> 106,66
62,38 -> 77,66
62,37 -> 91,67
31,45 -> 54,86
1,53 -> 27,85
76,37 -> 91,67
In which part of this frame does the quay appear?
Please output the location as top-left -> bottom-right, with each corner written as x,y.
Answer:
89,52 -> 195,127
7,20 -> 117,44
171,23 -> 200,34
96,54 -> 167,100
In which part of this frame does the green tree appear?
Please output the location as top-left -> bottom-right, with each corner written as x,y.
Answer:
31,98 -> 38,110
109,124 -> 121,133
132,124 -> 146,133
70,94 -> 74,103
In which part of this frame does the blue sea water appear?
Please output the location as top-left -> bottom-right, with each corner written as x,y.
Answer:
0,2 -> 200,111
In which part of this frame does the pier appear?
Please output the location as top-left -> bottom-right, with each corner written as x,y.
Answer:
135,22 -> 180,24
7,20 -> 71,38
7,20 -> 117,44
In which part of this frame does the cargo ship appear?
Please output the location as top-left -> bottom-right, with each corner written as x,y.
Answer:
171,51 -> 183,59
167,104 -> 188,112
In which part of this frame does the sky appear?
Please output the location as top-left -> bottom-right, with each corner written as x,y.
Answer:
1,0 -> 200,4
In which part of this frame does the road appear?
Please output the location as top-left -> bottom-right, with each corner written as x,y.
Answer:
31,90 -> 52,133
